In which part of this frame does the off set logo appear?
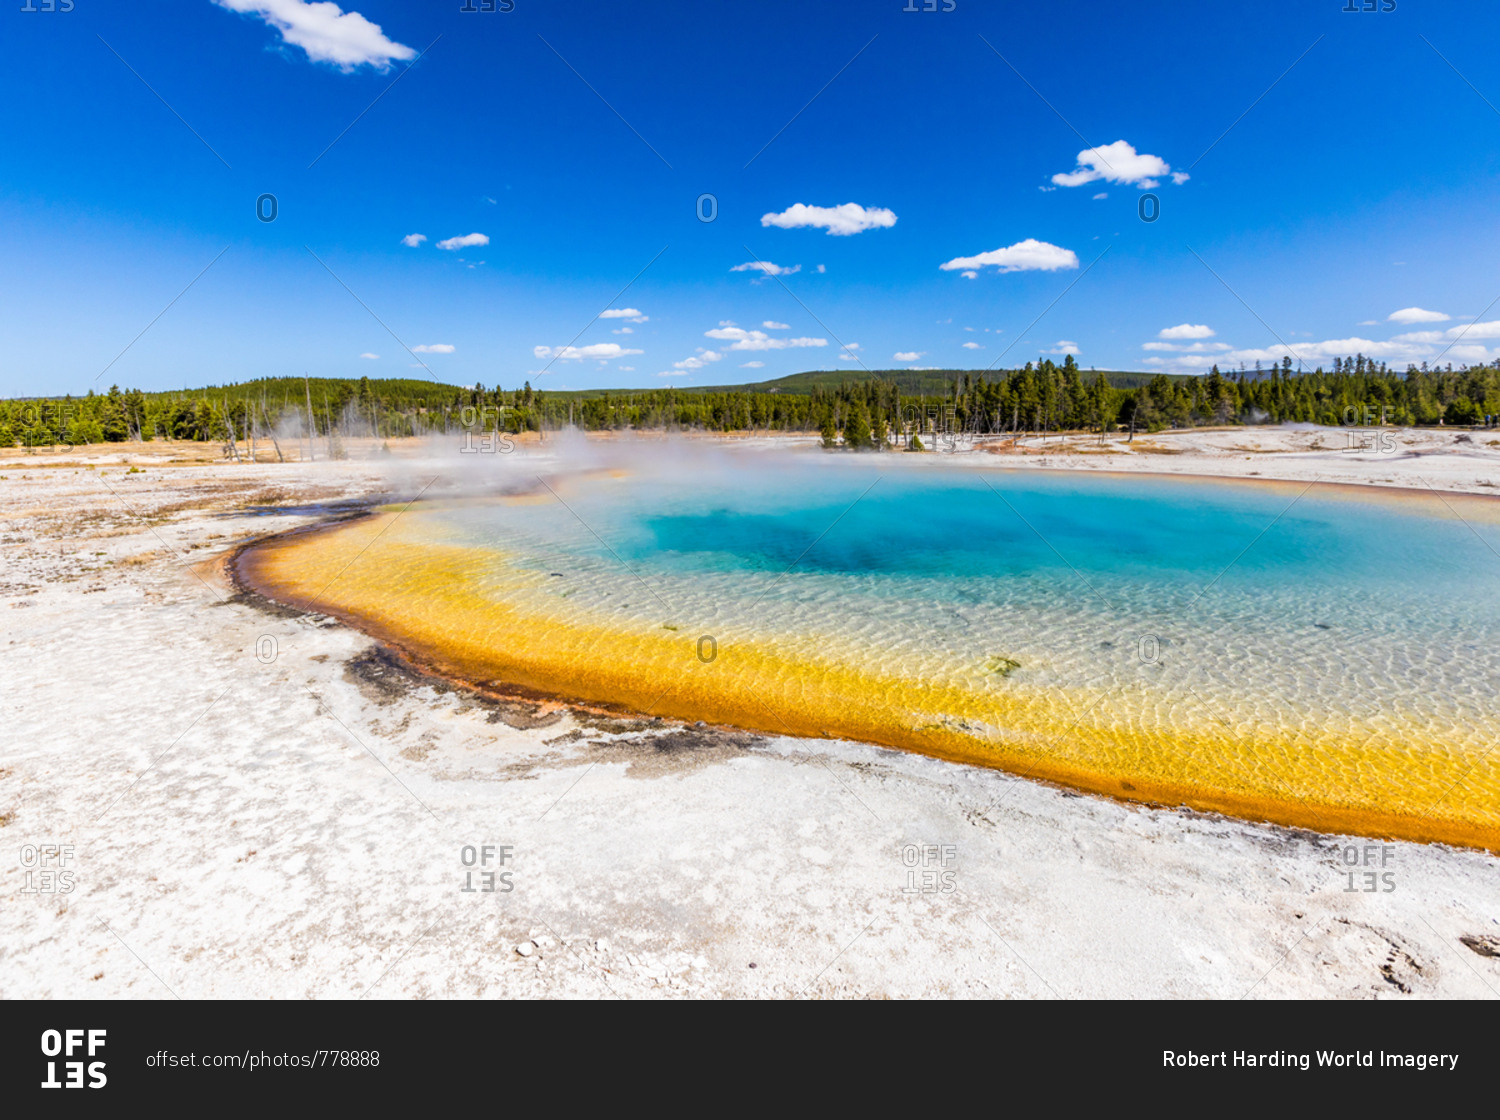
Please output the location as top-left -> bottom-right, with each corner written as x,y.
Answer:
39,1029 -> 107,1089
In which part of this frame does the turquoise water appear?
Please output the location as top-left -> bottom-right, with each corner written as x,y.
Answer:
631,468 -> 1475,590
437,463 -> 1500,743
260,455 -> 1500,841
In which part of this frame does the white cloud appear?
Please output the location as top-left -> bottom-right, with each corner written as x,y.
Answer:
763,320 -> 790,330
214,1 -> 415,71
410,343 -> 454,354
1447,321 -> 1500,340
1049,341 -> 1079,356
741,361 -> 765,368
359,352 -> 379,359
1143,340 -> 1230,353
1224,337 -> 1433,365
963,341 -> 981,350
704,326 -> 826,351
1388,307 -> 1450,324
1050,140 -> 1183,189
600,308 -> 649,322
436,232 -> 489,251
1142,355 -> 1218,373
667,349 -> 723,372
760,202 -> 897,236
816,264 -> 826,273
1442,345 -> 1500,362
1159,323 -> 1215,340
960,269 -> 979,279
612,327 -> 634,334
1092,192 -> 1108,200
657,371 -> 691,378
1393,320 -> 1500,342
894,351 -> 924,362
617,366 -> 634,372
533,342 -> 643,361
837,342 -> 861,361
731,261 -> 800,277
1141,325 -> 1500,373
940,239 -> 1078,274
401,233 -> 426,247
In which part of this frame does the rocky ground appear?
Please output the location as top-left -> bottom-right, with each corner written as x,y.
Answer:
2,430 -> 1498,998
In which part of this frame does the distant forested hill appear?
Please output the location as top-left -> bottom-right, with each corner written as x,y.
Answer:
3,354 -> 1495,448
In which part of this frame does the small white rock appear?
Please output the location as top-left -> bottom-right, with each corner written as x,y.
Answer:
515,942 -> 534,958
595,938 -> 610,954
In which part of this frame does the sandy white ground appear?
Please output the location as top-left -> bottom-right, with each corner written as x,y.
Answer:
2,427 -> 1499,999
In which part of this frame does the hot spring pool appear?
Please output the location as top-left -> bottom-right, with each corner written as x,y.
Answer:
242,458 -> 1500,848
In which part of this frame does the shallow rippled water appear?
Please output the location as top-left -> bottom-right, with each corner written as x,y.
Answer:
246,459 -> 1500,847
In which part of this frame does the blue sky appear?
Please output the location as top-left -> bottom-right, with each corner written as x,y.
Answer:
5,0 -> 1500,395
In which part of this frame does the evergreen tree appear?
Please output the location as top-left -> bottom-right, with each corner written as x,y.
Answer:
820,410 -> 838,448
843,404 -> 872,449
